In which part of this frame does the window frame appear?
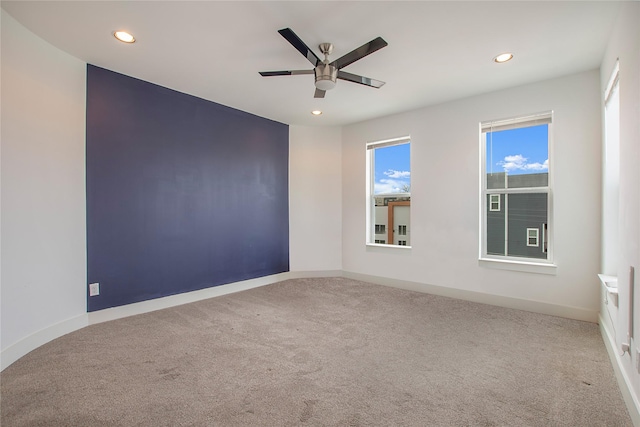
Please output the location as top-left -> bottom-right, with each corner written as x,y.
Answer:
366,136 -> 411,248
479,112 -> 555,268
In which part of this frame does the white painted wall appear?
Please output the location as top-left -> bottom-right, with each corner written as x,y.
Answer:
289,125 -> 342,272
1,11 -> 87,368
598,2 -> 640,423
342,70 -> 602,321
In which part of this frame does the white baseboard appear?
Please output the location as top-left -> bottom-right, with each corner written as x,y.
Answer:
288,270 -> 343,279
1,314 -> 88,371
599,314 -> 640,426
88,272 -> 291,325
343,271 -> 598,322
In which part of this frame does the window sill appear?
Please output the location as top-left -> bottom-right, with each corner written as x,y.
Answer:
366,243 -> 412,250
598,274 -> 618,307
479,257 -> 557,275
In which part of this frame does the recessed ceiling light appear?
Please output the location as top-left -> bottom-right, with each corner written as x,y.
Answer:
493,53 -> 513,63
114,31 -> 135,43
311,110 -> 323,116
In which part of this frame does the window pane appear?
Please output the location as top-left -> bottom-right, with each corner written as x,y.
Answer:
507,193 -> 547,259
486,193 -> 547,259
486,124 -> 548,189
373,195 -> 411,246
372,143 -> 411,195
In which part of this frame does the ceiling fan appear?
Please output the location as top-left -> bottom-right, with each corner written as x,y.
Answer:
259,28 -> 388,98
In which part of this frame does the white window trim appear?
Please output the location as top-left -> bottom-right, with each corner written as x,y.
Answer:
479,112 -> 556,271
366,136 -> 412,249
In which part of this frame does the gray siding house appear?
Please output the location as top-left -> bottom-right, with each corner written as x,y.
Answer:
486,172 -> 548,259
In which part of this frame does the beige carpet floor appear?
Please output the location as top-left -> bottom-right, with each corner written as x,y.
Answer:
1,277 -> 632,426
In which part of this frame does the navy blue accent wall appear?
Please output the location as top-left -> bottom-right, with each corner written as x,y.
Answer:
86,65 -> 289,312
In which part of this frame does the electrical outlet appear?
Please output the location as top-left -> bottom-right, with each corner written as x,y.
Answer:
89,283 -> 100,296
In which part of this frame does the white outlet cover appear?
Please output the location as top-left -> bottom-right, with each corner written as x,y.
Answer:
89,283 -> 100,296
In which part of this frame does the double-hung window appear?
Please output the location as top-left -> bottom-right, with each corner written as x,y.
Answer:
366,137 -> 411,247
481,112 -> 552,263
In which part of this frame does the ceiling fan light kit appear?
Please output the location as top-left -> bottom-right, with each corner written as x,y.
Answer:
259,28 -> 387,98
314,64 -> 338,91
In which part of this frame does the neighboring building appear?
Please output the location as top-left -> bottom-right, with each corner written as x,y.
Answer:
373,194 -> 410,246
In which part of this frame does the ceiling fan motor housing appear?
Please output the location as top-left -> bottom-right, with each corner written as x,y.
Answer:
314,63 -> 337,91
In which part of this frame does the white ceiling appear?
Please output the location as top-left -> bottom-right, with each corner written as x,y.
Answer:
2,1 -> 621,127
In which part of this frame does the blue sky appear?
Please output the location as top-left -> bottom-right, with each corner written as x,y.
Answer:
486,124 -> 549,175
374,143 -> 410,194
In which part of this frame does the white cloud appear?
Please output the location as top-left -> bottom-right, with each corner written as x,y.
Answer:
524,159 -> 549,171
383,169 -> 411,179
498,155 -> 548,173
374,178 -> 410,194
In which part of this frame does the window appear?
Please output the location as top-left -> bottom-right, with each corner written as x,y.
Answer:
367,137 -> 411,247
481,112 -> 552,262
526,228 -> 539,247
489,194 -> 501,211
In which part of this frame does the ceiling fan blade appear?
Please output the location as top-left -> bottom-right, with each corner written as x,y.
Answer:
278,28 -> 321,67
259,70 -> 314,77
337,70 -> 385,88
330,37 -> 388,70
314,88 -> 326,98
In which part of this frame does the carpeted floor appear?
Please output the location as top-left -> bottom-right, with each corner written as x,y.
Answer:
1,277 -> 632,426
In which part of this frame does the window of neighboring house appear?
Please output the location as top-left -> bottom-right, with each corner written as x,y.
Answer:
366,137 -> 411,247
489,194 -> 500,211
481,112 -> 552,262
526,228 -> 539,247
